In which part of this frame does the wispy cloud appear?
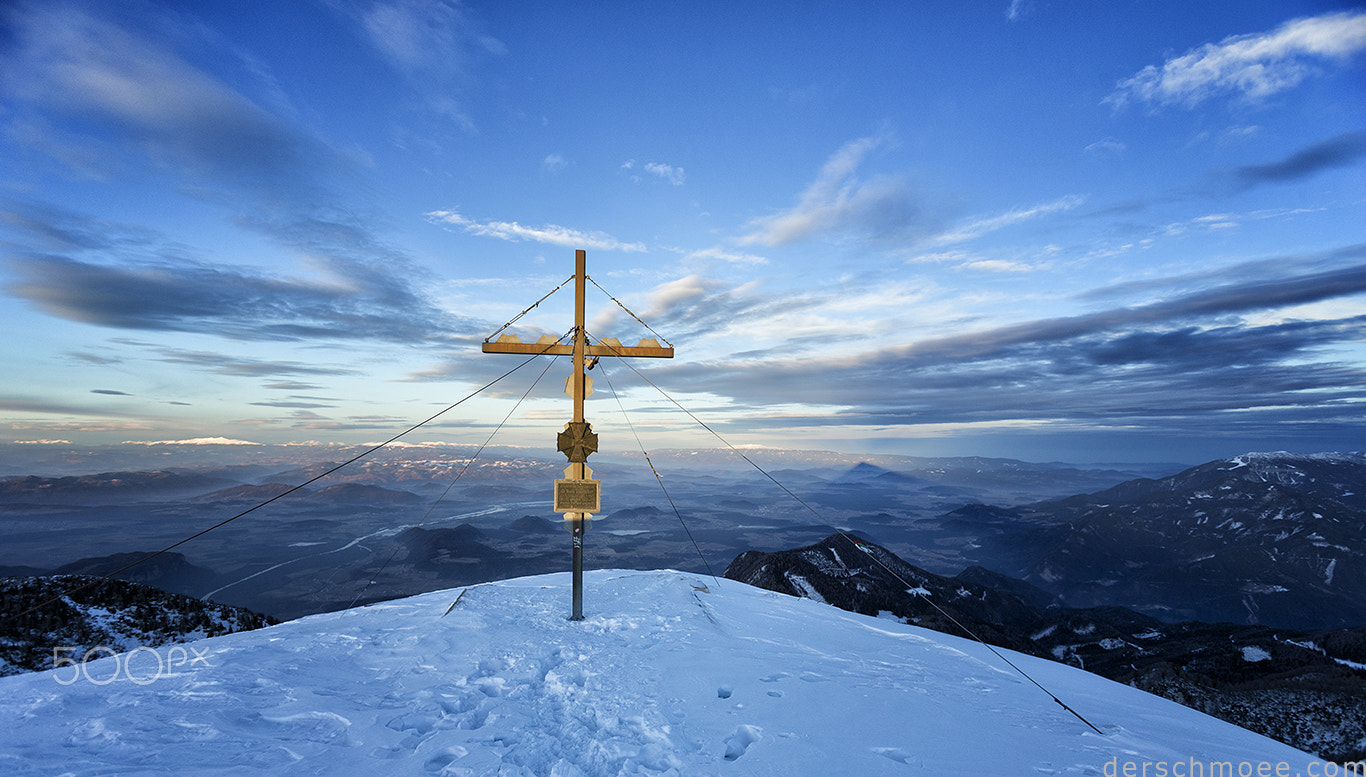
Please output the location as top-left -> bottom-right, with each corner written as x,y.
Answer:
1105,10 -> 1366,109
1231,131 -> 1366,188
683,246 -> 769,266
425,210 -> 647,252
621,160 -> 687,185
934,195 -> 1085,245
646,248 -> 1366,434
1,4 -> 351,202
250,399 -> 338,409
1005,0 -> 1032,22
145,346 -> 360,378
333,0 -> 504,131
586,273 -> 724,339
1084,138 -> 1127,156
874,258 -> 1366,366
285,409 -> 407,431
644,162 -> 685,185
639,275 -> 722,321
739,134 -> 934,247
3,203 -> 470,343
901,247 -> 1045,273
959,259 -> 1035,273
0,6 -> 460,344
0,397 -> 138,418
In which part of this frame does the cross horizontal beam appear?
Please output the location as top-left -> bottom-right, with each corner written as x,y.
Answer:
482,335 -> 673,359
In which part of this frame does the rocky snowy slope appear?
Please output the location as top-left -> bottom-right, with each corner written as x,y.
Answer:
0,570 -> 1326,776
0,575 -> 276,677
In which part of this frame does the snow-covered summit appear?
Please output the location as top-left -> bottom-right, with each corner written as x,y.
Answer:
1221,450 -> 1366,479
0,571 -> 1316,776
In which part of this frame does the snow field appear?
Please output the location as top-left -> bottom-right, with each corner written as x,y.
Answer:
0,570 -> 1316,776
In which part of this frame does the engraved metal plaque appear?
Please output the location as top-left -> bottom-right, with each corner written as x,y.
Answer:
554,479 -> 600,514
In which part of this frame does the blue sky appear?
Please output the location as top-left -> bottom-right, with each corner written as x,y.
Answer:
1,0 -> 1364,464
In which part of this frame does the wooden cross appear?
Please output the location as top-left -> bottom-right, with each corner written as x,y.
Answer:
482,249 -> 674,619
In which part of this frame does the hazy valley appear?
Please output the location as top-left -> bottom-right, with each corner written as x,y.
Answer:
0,443 -> 1176,620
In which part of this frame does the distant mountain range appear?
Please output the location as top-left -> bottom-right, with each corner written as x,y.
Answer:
930,452 -> 1366,629
2,448 -> 1360,632
725,534 -> 1366,761
0,470 -> 238,504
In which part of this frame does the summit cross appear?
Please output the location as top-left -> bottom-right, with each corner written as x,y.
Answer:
481,249 -> 674,620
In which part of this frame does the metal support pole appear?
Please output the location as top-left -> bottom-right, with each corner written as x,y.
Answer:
570,518 -> 585,620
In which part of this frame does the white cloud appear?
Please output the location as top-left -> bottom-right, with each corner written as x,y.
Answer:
903,249 -> 983,265
1005,0 -> 1032,22
1106,10 -> 1366,109
588,272 -> 720,338
960,259 -> 1035,273
641,275 -> 718,319
2,5 -> 318,185
1084,138 -> 1127,156
358,0 -> 506,70
543,153 -> 568,172
1193,213 -> 1238,230
644,162 -> 686,185
935,195 -> 1086,245
342,0 -> 504,130
739,134 -> 929,247
623,160 -> 686,185
425,211 -> 647,252
1222,125 -> 1261,142
684,246 -> 769,265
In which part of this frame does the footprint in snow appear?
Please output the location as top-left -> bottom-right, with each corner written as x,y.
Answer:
872,746 -> 917,765
723,724 -> 762,760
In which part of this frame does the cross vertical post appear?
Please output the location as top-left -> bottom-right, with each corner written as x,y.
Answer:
481,249 -> 673,621
568,249 -> 588,620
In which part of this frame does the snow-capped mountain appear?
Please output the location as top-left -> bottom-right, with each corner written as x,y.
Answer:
956,452 -> 1366,628
0,570 -> 1322,775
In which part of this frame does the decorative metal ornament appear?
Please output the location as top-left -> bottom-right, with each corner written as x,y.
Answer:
557,421 -> 598,463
